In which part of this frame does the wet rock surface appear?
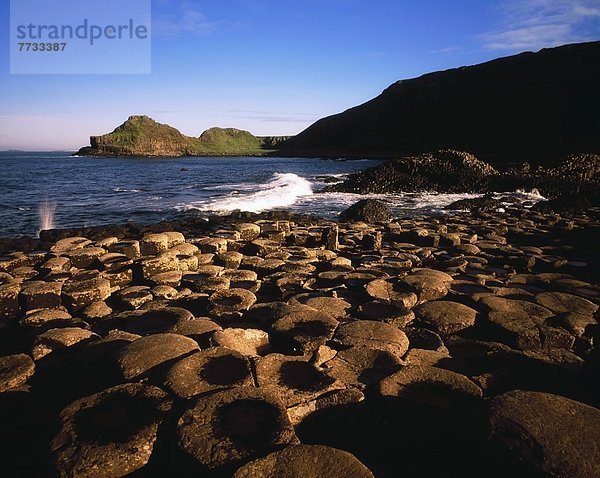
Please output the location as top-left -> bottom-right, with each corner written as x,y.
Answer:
0,209 -> 599,477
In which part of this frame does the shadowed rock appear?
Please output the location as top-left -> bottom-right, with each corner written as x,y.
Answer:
234,444 -> 375,478
117,333 -> 199,381
0,353 -> 35,392
487,390 -> 600,478
51,383 -> 172,478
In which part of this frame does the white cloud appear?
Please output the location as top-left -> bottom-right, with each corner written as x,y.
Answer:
224,109 -> 321,123
481,0 -> 600,50
429,46 -> 461,54
154,0 -> 221,37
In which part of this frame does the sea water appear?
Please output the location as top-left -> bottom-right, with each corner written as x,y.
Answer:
0,152 -> 544,237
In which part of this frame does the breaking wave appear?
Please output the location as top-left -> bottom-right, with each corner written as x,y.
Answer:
179,173 -> 313,213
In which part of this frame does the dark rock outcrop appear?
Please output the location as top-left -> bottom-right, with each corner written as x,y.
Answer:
339,199 -> 392,223
326,150 -> 497,194
445,195 -> 501,212
281,41 -> 600,167
325,151 -> 600,202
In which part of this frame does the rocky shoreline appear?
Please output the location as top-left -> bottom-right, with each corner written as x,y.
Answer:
1,204 -> 600,477
323,150 -> 600,206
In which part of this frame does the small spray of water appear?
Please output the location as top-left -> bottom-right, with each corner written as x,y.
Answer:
38,200 -> 57,236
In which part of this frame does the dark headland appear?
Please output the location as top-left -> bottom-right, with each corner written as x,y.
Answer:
280,41 -> 600,167
1,41 -> 599,478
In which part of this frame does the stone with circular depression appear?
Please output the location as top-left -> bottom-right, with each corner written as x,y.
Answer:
378,365 -> 482,410
208,288 -> 257,320
51,383 -> 172,478
272,304 -> 339,352
256,354 -> 342,407
164,347 -> 253,398
177,387 -> 297,469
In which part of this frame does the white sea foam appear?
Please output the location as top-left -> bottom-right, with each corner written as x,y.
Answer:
112,187 -> 142,193
181,173 -> 314,213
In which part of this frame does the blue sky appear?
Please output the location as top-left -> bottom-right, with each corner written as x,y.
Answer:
1,0 -> 599,150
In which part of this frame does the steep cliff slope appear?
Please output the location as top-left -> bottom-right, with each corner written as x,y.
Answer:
281,42 -> 600,166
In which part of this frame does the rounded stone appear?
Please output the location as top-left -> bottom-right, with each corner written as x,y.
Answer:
272,305 -> 339,352
117,333 -> 200,381
151,285 -> 179,300
0,281 -> 20,319
378,365 -> 482,409
365,279 -> 418,311
177,387 -> 297,469
289,295 -> 352,320
212,328 -> 270,356
65,247 -> 107,269
19,281 -> 63,311
93,307 -> 193,337
215,251 -> 244,269
81,301 -> 113,321
108,240 -> 141,260
478,296 -> 554,349
20,307 -> 73,327
0,354 -> 35,392
32,327 -> 98,361
183,274 -> 231,294
62,276 -> 111,312
327,346 -> 404,388
208,288 -> 257,320
487,390 -> 600,477
234,223 -> 262,241
163,231 -> 186,247
414,300 -> 478,336
359,301 -> 415,327
333,320 -> 409,358
397,269 -> 453,303
168,318 -> 222,346
119,286 -> 153,310
255,354 -> 342,407
234,445 -> 375,478
51,383 -> 172,478
51,237 -> 92,255
139,233 -> 169,256
164,347 -> 253,399
535,291 -> 598,316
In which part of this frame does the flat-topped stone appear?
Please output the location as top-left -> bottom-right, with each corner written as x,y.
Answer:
164,347 -> 253,398
0,353 -> 35,392
487,390 -> 600,478
234,445 -> 375,478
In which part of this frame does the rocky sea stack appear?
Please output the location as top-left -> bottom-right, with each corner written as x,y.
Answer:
77,115 -> 289,157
